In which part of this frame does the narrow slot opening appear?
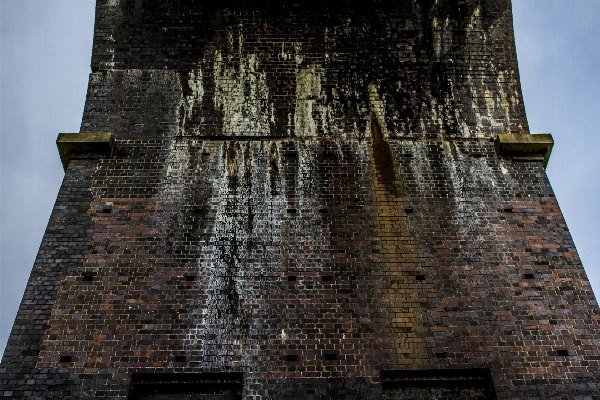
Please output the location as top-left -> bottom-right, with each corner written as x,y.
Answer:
287,209 -> 297,214
322,275 -> 333,282
102,208 -> 112,213
202,152 -> 210,157
287,275 -> 297,281
185,275 -> 196,282
318,209 -> 328,213
82,274 -> 94,282
380,368 -> 496,397
324,353 -> 337,360
556,349 -> 569,356
404,208 -> 414,214
503,208 -> 514,213
129,372 -> 243,399
60,355 -> 72,363
286,355 -> 298,361
524,273 -> 535,279
175,355 -> 187,362
436,352 -> 447,359
415,275 -> 426,281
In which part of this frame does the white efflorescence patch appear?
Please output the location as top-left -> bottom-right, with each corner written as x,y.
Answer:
179,68 -> 204,136
214,52 -> 272,136
295,65 -> 323,137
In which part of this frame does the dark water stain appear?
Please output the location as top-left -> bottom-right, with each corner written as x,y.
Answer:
370,113 -> 399,196
268,143 -> 280,196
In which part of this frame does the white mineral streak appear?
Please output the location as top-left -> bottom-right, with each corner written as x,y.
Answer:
279,142 -> 328,272
405,142 -> 434,196
214,51 -> 272,136
163,140 -> 191,197
187,142 -> 285,366
368,83 -> 388,138
179,67 -> 204,136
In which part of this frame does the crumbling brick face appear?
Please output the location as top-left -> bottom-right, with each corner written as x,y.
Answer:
2,0 -> 600,399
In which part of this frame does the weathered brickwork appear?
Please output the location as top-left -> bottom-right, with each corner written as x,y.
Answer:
2,0 -> 600,399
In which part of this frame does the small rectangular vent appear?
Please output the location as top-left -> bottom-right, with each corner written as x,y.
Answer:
185,276 -> 196,282
524,273 -> 535,279
287,275 -> 297,281
415,275 -> 426,281
324,353 -> 337,360
404,208 -> 414,214
175,355 -> 187,362
381,369 -> 496,400
286,355 -> 298,361
436,352 -> 447,359
322,275 -> 333,282
287,209 -> 297,214
128,373 -> 243,399
59,355 -> 72,363
557,349 -> 569,356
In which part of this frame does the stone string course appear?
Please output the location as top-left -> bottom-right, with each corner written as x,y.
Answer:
2,0 -> 599,399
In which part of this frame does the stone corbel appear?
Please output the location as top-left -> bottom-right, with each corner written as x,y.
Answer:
56,132 -> 114,171
495,133 -> 554,169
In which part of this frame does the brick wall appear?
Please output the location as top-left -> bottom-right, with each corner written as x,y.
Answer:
2,0 -> 599,398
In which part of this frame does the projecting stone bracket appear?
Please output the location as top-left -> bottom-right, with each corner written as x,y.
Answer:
495,133 -> 554,169
56,132 -> 115,171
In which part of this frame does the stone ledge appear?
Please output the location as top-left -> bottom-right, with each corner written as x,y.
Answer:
495,133 -> 554,169
56,132 -> 114,171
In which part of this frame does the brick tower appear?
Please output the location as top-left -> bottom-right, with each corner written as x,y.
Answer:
2,0 -> 599,398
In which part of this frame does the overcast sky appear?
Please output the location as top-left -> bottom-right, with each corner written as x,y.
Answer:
1,0 -> 599,357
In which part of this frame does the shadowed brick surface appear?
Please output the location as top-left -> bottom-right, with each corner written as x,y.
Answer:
2,0 -> 600,398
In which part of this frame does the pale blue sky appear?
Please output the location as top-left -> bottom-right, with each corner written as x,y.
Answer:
1,0 -> 599,356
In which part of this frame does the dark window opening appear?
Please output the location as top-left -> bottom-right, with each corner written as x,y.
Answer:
128,373 -> 243,400
381,369 -> 496,400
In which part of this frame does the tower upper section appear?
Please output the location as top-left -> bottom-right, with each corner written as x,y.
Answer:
84,0 -> 528,139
